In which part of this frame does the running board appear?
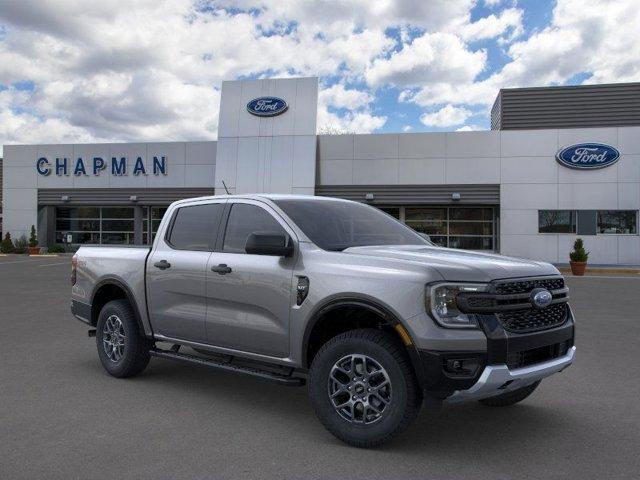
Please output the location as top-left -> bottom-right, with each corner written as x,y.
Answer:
149,348 -> 305,386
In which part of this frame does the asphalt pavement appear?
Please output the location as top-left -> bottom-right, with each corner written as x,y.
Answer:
1,255 -> 639,479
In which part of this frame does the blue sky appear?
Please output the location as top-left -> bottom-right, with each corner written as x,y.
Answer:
0,0 -> 638,150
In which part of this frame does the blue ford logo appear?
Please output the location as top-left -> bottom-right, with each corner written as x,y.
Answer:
531,289 -> 553,309
556,143 -> 620,170
246,97 -> 288,117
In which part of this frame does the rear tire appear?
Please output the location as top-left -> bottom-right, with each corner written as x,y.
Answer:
479,380 -> 541,407
308,329 -> 422,448
96,299 -> 151,378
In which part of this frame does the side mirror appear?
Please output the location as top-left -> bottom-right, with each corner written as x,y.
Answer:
245,232 -> 293,257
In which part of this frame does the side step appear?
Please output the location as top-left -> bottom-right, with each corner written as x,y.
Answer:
149,348 -> 305,387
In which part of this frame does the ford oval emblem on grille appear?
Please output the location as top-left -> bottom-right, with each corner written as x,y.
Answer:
246,97 -> 288,117
531,288 -> 553,309
556,143 -> 620,170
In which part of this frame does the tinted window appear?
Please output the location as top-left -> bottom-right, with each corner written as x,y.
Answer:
597,210 -> 638,234
168,203 -> 224,251
223,204 -> 286,253
538,210 -> 576,233
274,199 -> 427,251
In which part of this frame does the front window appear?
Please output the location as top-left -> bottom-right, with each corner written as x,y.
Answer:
273,199 -> 428,251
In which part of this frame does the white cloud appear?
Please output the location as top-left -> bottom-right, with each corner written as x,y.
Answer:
458,7 -> 523,42
402,125 -> 412,132
366,32 -> 486,87
0,0 -> 639,151
420,105 -> 472,127
319,84 -> 373,110
456,124 -> 484,132
405,0 -> 640,109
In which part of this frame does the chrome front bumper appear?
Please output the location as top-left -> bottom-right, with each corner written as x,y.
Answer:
446,346 -> 576,404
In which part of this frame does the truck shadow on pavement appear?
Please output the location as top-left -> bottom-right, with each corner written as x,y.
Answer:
82,353 -> 582,454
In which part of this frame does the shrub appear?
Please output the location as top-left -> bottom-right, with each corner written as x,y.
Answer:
1,232 -> 15,253
13,235 -> 28,254
569,238 -> 589,262
48,244 -> 66,254
29,225 -> 38,247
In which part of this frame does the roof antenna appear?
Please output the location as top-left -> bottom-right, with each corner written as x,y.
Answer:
221,180 -> 231,195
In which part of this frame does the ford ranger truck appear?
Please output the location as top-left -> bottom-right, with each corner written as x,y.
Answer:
71,195 -> 575,448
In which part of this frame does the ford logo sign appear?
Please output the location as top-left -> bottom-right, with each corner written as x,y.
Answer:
246,97 -> 288,117
530,288 -> 553,310
556,143 -> 620,170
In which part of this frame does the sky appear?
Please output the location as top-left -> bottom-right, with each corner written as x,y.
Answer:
0,0 -> 639,155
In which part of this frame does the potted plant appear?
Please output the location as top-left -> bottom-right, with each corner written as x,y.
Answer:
569,238 -> 589,276
1,232 -> 14,253
28,225 -> 41,255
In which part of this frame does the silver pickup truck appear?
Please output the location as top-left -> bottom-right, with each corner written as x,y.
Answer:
71,194 -> 575,447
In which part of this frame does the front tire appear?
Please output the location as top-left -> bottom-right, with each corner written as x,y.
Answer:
308,329 -> 422,448
96,299 -> 151,378
479,380 -> 541,407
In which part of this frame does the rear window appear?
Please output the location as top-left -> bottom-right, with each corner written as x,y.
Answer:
167,203 -> 224,251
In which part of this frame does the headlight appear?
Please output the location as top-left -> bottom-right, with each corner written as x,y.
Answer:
426,283 -> 488,329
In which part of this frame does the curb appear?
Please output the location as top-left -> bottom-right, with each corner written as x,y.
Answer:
558,267 -> 640,276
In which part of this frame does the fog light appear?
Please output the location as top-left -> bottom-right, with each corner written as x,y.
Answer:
444,357 -> 480,377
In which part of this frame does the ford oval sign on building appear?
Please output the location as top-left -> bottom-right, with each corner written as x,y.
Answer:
556,143 -> 620,170
246,97 -> 288,117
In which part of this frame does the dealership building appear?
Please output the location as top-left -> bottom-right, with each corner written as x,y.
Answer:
1,78 -> 639,265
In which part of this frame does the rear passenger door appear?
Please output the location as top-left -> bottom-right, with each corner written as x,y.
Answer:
146,200 -> 225,343
205,200 -> 296,358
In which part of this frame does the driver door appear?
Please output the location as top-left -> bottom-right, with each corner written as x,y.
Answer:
205,200 -> 297,358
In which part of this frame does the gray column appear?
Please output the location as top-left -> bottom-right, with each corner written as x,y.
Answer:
133,206 -> 145,245
37,206 -> 56,248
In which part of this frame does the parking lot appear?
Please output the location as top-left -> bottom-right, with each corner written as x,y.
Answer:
1,255 -> 639,480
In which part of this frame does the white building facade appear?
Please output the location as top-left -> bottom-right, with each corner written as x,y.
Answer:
2,77 -> 639,265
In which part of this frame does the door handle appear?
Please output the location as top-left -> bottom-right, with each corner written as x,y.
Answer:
211,263 -> 232,275
153,260 -> 171,270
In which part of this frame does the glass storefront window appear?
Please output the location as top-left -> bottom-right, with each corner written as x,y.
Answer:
597,211 -> 638,234
143,207 -> 168,244
403,206 -> 495,250
538,210 -> 576,233
55,206 -> 135,245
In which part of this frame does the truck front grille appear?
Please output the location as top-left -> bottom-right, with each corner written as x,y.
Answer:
458,276 -> 570,334
496,302 -> 568,333
494,277 -> 565,295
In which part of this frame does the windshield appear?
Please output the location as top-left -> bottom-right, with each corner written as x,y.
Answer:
273,199 -> 430,251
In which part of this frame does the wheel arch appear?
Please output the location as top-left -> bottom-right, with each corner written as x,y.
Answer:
301,295 -> 426,385
90,278 -> 148,337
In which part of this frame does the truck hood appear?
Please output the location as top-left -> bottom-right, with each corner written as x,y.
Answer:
342,245 -> 559,282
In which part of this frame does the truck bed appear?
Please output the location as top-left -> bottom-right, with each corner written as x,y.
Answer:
72,245 -> 152,334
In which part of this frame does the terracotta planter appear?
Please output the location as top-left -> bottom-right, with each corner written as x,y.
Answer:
569,261 -> 587,276
27,246 -> 41,255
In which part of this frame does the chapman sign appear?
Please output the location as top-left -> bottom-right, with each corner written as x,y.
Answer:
246,97 -> 288,117
36,156 -> 168,177
556,143 -> 620,170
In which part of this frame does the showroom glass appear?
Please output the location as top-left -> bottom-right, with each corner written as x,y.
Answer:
274,199 -> 427,251
538,210 -> 577,233
55,207 -> 135,244
223,203 -> 287,253
404,207 -> 494,250
167,203 -> 224,251
143,207 -> 168,244
597,210 -> 638,234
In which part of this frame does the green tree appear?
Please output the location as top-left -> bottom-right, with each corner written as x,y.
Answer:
29,225 -> 38,247
1,232 -> 15,253
569,238 -> 589,262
